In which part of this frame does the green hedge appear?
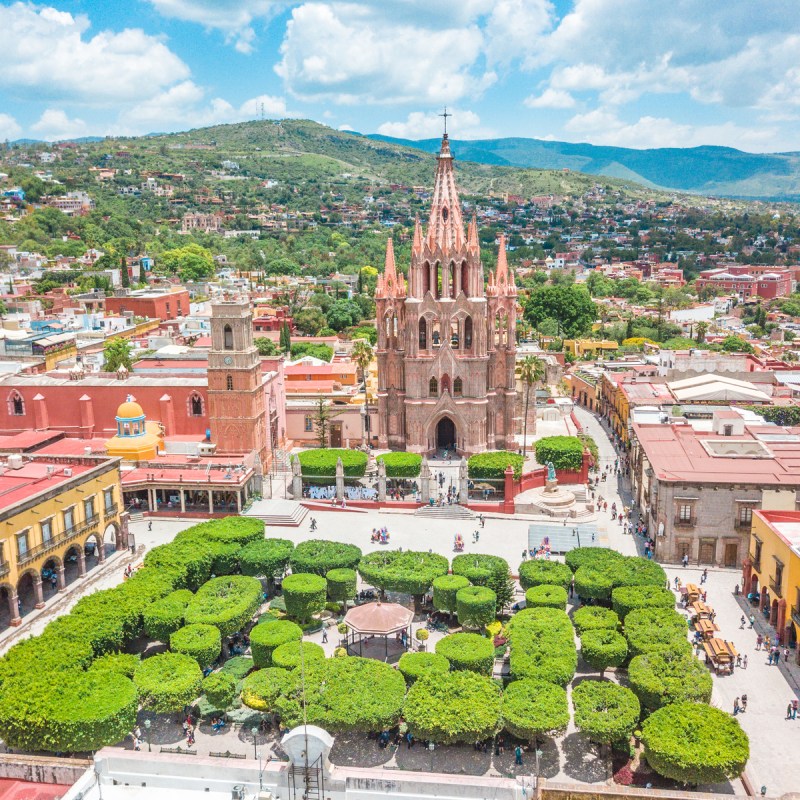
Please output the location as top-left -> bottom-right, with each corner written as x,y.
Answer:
534,436 -> 584,471
240,538 -> 294,579
359,550 -> 449,597
203,672 -> 237,709
326,568 -> 357,604
572,680 -> 641,745
271,640 -> 326,670
456,586 -> 497,630
467,451 -> 524,480
624,607 -> 692,659
572,606 -> 619,635
628,653 -> 713,712
612,557 -> 667,589
185,576 -> 262,637
641,703 -> 749,784
242,667 -> 298,712
580,629 -> 628,675
404,671 -> 502,744
612,585 -> 675,620
89,652 -> 141,679
397,652 -> 450,684
170,623 -> 221,669
144,538 -> 216,591
574,565 -> 614,601
452,554 -> 513,612
518,560 -> 572,590
290,540 -> 362,576
525,584 -> 568,610
436,633 -> 495,674
283,573 -> 327,622
502,679 -> 569,742
376,452 -> 422,478
250,619 -> 303,667
565,547 -> 624,573
507,607 -> 577,686
134,653 -> 203,713
298,448 -> 368,477
433,574 -> 470,614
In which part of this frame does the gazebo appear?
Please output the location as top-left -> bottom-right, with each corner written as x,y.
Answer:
343,601 -> 414,662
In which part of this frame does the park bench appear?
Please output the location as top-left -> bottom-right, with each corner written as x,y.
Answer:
210,751 -> 247,759
160,746 -> 196,755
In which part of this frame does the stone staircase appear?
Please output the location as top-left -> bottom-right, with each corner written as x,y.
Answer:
244,499 -> 308,527
414,504 -> 475,521
272,447 -> 293,470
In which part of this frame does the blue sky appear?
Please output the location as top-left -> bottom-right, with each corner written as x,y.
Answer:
1,0 -> 799,151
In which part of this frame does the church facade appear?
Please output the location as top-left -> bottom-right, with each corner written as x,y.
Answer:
375,134 -> 518,455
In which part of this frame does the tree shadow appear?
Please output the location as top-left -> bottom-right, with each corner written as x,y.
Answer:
561,731 -> 609,783
329,731 -> 394,767
135,711 -> 186,747
395,742 -> 491,775
494,737 -> 560,779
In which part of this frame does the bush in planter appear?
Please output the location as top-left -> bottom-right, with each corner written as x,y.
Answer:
641,702 -> 749,784
271,640 -> 326,670
612,557 -> 667,589
574,565 -> 614,602
580,629 -> 628,676
326,568 -> 357,606
134,652 -> 204,713
612,585 -> 674,620
203,672 -> 237,709
467,451 -> 524,480
170,623 -> 222,669
282,573 -> 327,622
506,607 -> 577,686
415,629 -> 429,645
376,452 -> 422,478
565,547 -> 625,574
242,667 -> 298,712
297,448 -> 367,477
398,652 -> 450,684
624,608 -> 692,659
525,584 -> 568,610
290,540 -> 362,576
628,653 -> 713,712
456,586 -> 497,630
435,633 -> 495,674
502,679 -> 569,742
274,656 -> 406,732
518,560 -> 572,590
433,574 -> 470,615
240,538 -> 294,579
452,554 -> 514,613
572,680 -> 640,746
89,652 -> 141,679
572,606 -> 620,634
358,550 -> 449,599
250,619 -> 303,666
404,671 -> 502,744
184,576 -> 262,637
534,436 -> 584,472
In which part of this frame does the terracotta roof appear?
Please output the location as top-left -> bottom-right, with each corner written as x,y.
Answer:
343,602 -> 414,635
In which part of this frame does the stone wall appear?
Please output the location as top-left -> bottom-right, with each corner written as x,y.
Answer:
0,754 -> 91,785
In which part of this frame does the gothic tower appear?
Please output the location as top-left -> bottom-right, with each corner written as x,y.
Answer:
207,297 -> 269,468
375,133 -> 518,455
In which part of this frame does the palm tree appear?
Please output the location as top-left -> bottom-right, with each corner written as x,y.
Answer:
351,338 -> 374,444
519,356 -> 546,459
695,321 -> 708,344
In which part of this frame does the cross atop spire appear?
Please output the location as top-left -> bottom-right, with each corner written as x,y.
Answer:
439,107 -> 451,137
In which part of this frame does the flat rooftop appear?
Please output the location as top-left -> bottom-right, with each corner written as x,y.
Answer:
0,459 -> 98,508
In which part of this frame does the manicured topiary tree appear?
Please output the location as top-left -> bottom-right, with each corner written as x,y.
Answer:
534,436 -> 584,471
290,540 -> 362,576
572,606 -> 620,635
298,448 -> 368,477
580,629 -> 628,676
572,680 -> 640,746
282,573 -> 327,622
184,576 -> 262,637
456,586 -> 497,630
467,451 -> 524,480
518,559 -> 572,590
612,585 -> 674,620
525,584 -> 568,610
435,633 -> 495,674
404,671 -> 502,744
574,565 -> 614,602
452,553 -> 514,613
250,620 -> 303,667
502,679 -> 569,743
144,538 -> 216,591
612,557 -> 667,589
170,623 -> 222,669
271,640 -> 326,670
242,667 -> 298,712
240,538 -> 294,580
397,652 -> 450,685
134,653 -> 204,713
89,652 -> 141,679
628,653 -> 713,712
506,607 -> 577,686
376,452 -> 422,477
641,702 -> 749,785
565,547 -> 624,574
203,672 -> 237,709
433,574 -> 470,616
358,550 -> 449,602
326,568 -> 357,607
624,607 -> 692,659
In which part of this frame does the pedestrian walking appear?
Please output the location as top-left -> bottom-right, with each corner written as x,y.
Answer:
740,615 -> 746,629
148,520 -> 152,532
792,699 -> 798,720
515,745 -> 523,765
701,568 -> 708,585
756,634 -> 763,650
743,654 -> 748,669
682,554 -> 689,568
734,697 -> 740,715
788,703 -> 794,720
784,647 -> 790,662
749,614 -> 755,628
322,622 -> 328,644
741,695 -> 747,712
736,654 -> 742,667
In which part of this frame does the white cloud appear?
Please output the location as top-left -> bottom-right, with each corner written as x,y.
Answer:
0,3 -> 190,102
524,88 -> 575,109
484,0 -> 554,67
275,3 -> 495,104
31,109 -> 88,140
0,114 -> 22,141
377,109 -> 490,140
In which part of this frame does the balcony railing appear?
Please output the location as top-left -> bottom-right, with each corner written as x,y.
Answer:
104,504 -> 119,518
674,517 -> 696,528
16,515 -> 101,565
0,560 -> 9,578
792,606 -> 800,628
751,557 -> 761,573
769,576 -> 783,597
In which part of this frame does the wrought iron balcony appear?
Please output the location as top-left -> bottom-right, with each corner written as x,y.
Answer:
792,606 -> 800,628
674,516 -> 696,528
0,560 -> 9,578
769,576 -> 783,597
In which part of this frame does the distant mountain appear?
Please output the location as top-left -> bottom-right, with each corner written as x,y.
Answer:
368,133 -> 800,201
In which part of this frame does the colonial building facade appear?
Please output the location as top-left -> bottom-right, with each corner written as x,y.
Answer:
375,134 -> 518,455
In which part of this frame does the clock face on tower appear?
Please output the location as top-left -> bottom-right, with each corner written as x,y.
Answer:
223,356 -> 233,365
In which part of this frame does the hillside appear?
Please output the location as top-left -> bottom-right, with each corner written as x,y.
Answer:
368,133 -> 800,201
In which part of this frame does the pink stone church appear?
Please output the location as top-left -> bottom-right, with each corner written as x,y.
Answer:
375,133 -> 518,455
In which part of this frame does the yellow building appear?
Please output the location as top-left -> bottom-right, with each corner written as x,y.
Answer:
105,398 -> 163,461
563,339 -> 619,358
745,510 -> 800,660
0,453 -> 125,629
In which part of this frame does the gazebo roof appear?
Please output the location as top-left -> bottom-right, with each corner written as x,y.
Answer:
344,601 -> 414,635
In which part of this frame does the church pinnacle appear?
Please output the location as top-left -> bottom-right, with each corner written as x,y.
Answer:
426,131 -> 465,254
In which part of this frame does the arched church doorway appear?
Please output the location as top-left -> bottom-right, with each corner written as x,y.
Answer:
436,417 -> 456,451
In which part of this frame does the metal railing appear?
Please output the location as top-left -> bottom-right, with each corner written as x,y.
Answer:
674,517 -> 696,528
16,515 -> 101,565
0,561 -> 9,578
104,504 -> 119,517
769,576 -> 783,597
751,556 -> 761,573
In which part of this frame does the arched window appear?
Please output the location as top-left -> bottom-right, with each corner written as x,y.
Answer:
495,314 -> 503,347
450,320 -> 459,348
434,262 -> 441,299
190,394 -> 203,416
429,377 -> 438,397
393,314 -> 398,338
422,262 -> 431,296
449,262 -> 456,298
418,317 -> 427,349
385,314 -> 392,339
226,374 -> 234,391
432,321 -> 441,347
461,261 -> 469,298
9,392 -> 24,416
454,377 -> 463,397
223,325 -> 234,350
464,315 -> 473,348
441,374 -> 450,395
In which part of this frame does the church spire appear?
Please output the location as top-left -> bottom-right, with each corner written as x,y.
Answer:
384,236 -> 397,281
426,133 -> 465,253
467,214 -> 479,252
411,215 -> 422,254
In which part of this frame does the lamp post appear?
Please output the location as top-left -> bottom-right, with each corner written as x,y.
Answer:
534,747 -> 543,790
251,725 -> 259,759
144,719 -> 151,753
